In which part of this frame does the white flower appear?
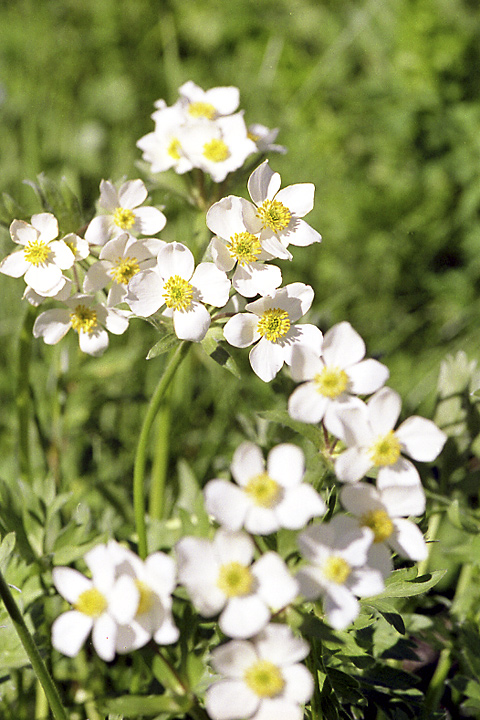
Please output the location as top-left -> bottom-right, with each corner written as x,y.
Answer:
180,113 -> 256,183
178,80 -> 240,120
85,179 -> 166,246
126,242 -> 230,342
1,213 -> 75,296
84,233 -> 165,306
244,161 -> 322,258
204,442 -> 326,534
223,282 -> 322,382
105,541 -> 179,652
51,544 -> 131,661
288,321 -> 390,436
247,124 -> 287,155
62,232 -> 90,262
206,195 -> 282,298
340,481 -> 428,562
137,102 -> 194,175
33,293 -> 129,356
297,515 -> 386,630
176,529 -> 298,639
334,387 -> 448,487
205,624 -> 313,720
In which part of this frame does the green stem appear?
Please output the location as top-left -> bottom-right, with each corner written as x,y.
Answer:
17,305 -> 38,482
0,570 -> 68,720
149,395 -> 171,520
134,341 -> 191,559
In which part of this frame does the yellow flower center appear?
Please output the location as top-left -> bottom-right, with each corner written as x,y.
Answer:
247,130 -> 260,142
226,232 -> 262,266
70,305 -> 98,334
245,472 -> 281,508
188,101 -> 216,120
167,137 -> 181,160
162,275 -> 194,311
257,199 -> 292,233
314,367 -> 349,399
244,660 -> 285,698
135,580 -> 154,615
110,256 -> 140,285
113,207 -> 136,230
369,431 -> 401,467
361,509 -> 394,543
217,561 -> 253,598
203,139 -> 230,163
74,588 -> 107,618
257,308 -> 290,342
323,555 -> 351,584
23,238 -> 51,266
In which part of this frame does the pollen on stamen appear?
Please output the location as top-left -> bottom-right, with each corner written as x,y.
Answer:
361,509 -> 394,543
257,308 -> 290,343
167,138 -> 181,160
74,588 -> 107,618
244,660 -> 285,698
217,561 -> 253,598
245,472 -> 281,508
188,101 -> 216,120
110,256 -> 140,284
226,232 -> 262,265
70,305 -> 98,335
162,275 -> 194,311
257,199 -> 292,233
23,238 -> 51,266
135,580 -> 154,615
323,555 -> 351,584
369,431 -> 401,467
203,139 -> 230,163
314,367 -> 349,399
113,207 -> 136,230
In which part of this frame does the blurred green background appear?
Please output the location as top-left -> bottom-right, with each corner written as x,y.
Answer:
1,0 -> 480,502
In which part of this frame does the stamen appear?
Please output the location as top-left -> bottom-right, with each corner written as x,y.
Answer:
257,199 -> 292,232
167,138 -> 181,160
113,207 -> 136,230
188,101 -> 216,120
70,305 -> 98,335
323,555 -> 351,584
314,367 -> 349,398
244,660 -> 285,698
369,431 -> 401,467
257,308 -> 290,342
245,472 -> 281,507
75,588 -> 107,617
110,256 -> 140,284
361,509 -> 394,543
226,232 -> 262,265
203,139 -> 230,163
135,580 -> 154,615
162,275 -> 194,311
217,561 -> 253,597
23,238 -> 51,266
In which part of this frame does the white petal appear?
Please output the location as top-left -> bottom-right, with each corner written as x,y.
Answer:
288,383 -> 329,424
322,322 -> 365,368
127,269 -> 163,316
339,483 -> 384,517
134,206 -> 167,234
0,250 -> 30,278
52,567 -> 91,603
191,262 -> 230,307
104,308 -> 129,335
249,338 -> 285,382
158,242 -> 194,280
335,447 -> 373,483
280,218 -> 321,247
85,215 -> 112,245
347,566 -> 385,597
84,261 -> 111,292
248,161 -> 281,204
233,263 -> 282,299
24,264 -> 63,295
33,309 -> 72,345
282,664 -> 314,704
289,346 -> 323,382
206,196 -> 250,239
173,302 -> 211,341
253,699 -> 303,720
348,359 -> 390,395
255,624 -> 310,664
206,680 -> 259,720
368,388 -> 402,435
211,639 -> 258,676
204,480 -> 250,531
51,611 -> 92,657
220,595 -> 270,638
231,442 -> 265,486
9,220 -> 37,246
254,553 -> 299,610
224,313 -> 259,348
267,444 -> 304,488
78,327 -> 109,356
49,240 -> 75,270
389,518 -> 428,561
323,584 -> 359,629
275,485 -> 326,529
109,575 -> 139,624
98,179 -> 119,211
275,183 -> 315,218
118,179 -> 148,209
31,213 -> 58,242
378,476 -> 426,517
281,324 -> 323,366
395,416 -> 447,462
92,614 -> 117,661
244,506 -> 280,535
376,458 -> 422,490
214,529 -> 255,566
211,236 -> 235,272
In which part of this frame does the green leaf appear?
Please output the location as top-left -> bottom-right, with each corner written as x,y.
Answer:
201,330 -> 242,378
368,569 -> 446,600
259,408 -> 328,454
447,498 -> 480,534
0,533 -> 16,572
147,334 -> 180,360
99,694 -> 191,717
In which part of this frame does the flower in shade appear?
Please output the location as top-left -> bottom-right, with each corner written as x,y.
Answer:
51,544 -> 129,661
340,480 -> 428,562
85,179 -> 166,246
105,541 -> 179,652
288,321 -> 389,436
206,195 -> 282,298
126,241 -> 230,342
1,213 -> 75,296
205,624 -> 313,720
223,282 -> 322,382
333,387 -> 447,487
204,442 -> 325,534
84,233 -> 165,307
243,161 -> 322,258
33,293 -> 129,356
247,124 -> 287,155
297,515 -> 387,630
176,529 -> 298,639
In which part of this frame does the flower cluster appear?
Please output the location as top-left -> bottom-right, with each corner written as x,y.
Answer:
137,80 -> 285,183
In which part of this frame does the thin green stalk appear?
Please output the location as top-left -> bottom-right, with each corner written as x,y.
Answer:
134,341 -> 191,559
35,680 -> 48,720
149,396 -> 171,520
17,305 -> 38,482
0,570 -> 68,720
